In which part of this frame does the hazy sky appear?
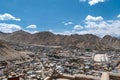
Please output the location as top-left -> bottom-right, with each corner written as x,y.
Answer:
0,0 -> 120,37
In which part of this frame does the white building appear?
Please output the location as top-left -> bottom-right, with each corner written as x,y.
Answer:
93,54 -> 109,63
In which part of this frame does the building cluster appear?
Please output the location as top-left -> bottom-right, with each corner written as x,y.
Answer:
0,46 -> 120,80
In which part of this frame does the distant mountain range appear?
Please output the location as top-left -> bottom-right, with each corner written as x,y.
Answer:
0,30 -> 120,50
0,31 -> 5,34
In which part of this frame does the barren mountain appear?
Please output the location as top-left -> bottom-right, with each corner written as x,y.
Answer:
100,35 -> 120,49
0,30 -> 120,50
3,30 -> 32,44
0,40 -> 25,61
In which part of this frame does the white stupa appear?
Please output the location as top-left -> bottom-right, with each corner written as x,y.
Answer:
93,54 -> 109,63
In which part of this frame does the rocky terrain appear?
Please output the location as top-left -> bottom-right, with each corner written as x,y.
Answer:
0,40 -> 29,61
0,30 -> 120,50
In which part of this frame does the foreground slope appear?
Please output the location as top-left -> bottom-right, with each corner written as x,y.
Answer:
0,40 -> 24,61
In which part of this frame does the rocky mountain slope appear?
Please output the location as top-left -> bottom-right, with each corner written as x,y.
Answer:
0,40 -> 26,61
0,30 -> 120,50
100,35 -> 120,49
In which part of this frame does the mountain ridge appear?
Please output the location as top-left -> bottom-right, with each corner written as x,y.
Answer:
0,30 -> 120,50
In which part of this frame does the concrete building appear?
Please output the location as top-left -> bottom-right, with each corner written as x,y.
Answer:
93,54 -> 109,63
